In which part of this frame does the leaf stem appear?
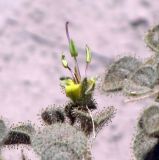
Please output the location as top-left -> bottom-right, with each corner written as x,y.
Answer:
86,106 -> 96,139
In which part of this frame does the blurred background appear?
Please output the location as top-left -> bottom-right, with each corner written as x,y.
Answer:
0,0 -> 159,159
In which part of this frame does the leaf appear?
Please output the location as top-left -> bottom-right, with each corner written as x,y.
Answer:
130,65 -> 157,88
123,79 -> 152,96
123,65 -> 157,96
140,106 -> 159,137
103,56 -> 141,91
145,25 -> 159,53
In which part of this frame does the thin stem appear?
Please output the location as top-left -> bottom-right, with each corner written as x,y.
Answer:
21,149 -> 26,160
124,89 -> 159,103
74,57 -> 81,82
67,66 -> 78,83
74,72 -> 79,83
65,21 -> 71,43
65,21 -> 81,82
86,106 -> 96,139
85,63 -> 88,77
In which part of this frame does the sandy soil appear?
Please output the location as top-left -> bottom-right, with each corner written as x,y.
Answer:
0,0 -> 159,159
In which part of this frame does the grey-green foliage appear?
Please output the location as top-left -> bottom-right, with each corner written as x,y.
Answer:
123,65 -> 158,95
74,106 -> 116,136
0,118 -> 35,147
103,56 -> 159,96
133,105 -> 159,160
140,106 -> 159,136
102,56 -> 141,91
0,119 -> 8,160
37,105 -> 115,160
11,122 -> 35,137
0,119 -> 7,144
145,25 -> 159,53
32,123 -> 88,160
103,24 -> 159,97
3,122 -> 35,145
41,105 -> 65,125
130,66 -> 157,88
41,104 -> 115,136
123,79 -> 152,96
133,130 -> 158,160
0,102 -> 115,160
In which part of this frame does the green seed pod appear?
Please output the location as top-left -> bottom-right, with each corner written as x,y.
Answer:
69,39 -> 78,57
61,54 -> 68,68
85,45 -> 91,63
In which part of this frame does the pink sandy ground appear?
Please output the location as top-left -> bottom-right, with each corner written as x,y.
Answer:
0,0 -> 159,159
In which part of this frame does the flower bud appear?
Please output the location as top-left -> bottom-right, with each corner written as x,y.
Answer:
61,54 -> 68,68
86,45 -> 91,63
69,39 -> 78,57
